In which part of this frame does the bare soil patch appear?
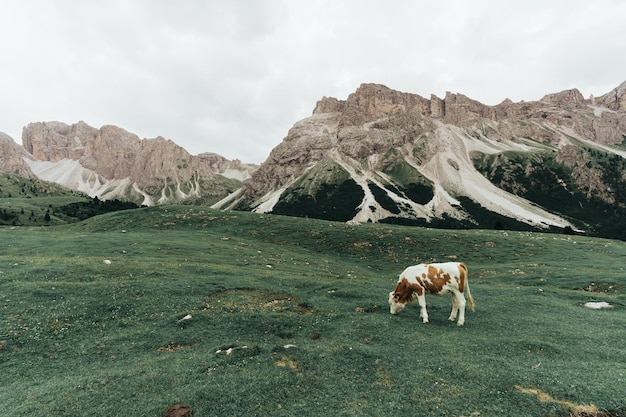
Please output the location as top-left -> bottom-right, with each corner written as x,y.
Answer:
203,288 -> 314,314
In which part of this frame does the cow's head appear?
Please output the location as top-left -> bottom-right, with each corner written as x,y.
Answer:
388,291 -> 406,315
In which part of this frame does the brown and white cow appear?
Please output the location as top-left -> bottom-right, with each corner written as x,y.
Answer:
388,262 -> 475,326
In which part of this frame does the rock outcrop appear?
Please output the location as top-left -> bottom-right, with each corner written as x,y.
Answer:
596,80 -> 626,111
0,132 -> 37,178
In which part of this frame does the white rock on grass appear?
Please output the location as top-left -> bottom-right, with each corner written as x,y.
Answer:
584,301 -> 613,310
177,314 -> 192,323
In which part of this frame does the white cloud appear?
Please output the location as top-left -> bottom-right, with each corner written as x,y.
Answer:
1,0 -> 625,163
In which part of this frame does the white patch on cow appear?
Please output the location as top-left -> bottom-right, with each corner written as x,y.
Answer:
584,302 -> 613,310
388,291 -> 407,315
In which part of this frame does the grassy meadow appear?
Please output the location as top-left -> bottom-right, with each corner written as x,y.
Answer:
1,205 -> 625,416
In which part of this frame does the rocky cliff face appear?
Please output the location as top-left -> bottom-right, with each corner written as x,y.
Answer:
596,80 -> 626,111
0,132 -> 37,178
232,81 -> 626,239
22,121 -> 211,188
16,121 -> 257,206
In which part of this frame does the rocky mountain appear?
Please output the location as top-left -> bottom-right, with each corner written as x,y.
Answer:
3,82 -> 625,239
0,132 -> 37,178
223,81 -> 626,239
5,121 -> 257,206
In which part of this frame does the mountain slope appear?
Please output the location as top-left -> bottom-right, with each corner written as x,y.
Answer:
0,132 -> 37,178
10,121 -> 257,206
230,82 -> 626,238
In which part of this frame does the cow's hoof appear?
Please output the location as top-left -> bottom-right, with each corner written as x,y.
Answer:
422,319 -> 429,324
457,322 -> 464,327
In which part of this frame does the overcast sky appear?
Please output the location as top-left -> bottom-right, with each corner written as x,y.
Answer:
1,1 -> 625,163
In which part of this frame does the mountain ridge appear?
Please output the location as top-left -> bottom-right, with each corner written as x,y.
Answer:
1,81 -> 625,239
227,81 -> 626,238
2,121 -> 257,206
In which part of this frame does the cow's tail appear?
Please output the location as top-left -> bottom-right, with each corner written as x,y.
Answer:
461,263 -> 475,312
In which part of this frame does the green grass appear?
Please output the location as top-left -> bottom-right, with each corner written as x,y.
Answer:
1,206 -> 626,416
0,173 -> 89,226
0,174 -> 83,226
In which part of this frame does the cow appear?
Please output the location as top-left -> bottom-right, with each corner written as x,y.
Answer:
388,262 -> 475,326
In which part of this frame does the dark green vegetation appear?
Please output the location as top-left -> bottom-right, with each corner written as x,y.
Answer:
473,146 -> 626,241
1,206 -> 625,416
0,174 -> 139,226
0,174 -> 85,226
248,142 -> 626,241
271,158 -> 363,221
379,156 -> 434,205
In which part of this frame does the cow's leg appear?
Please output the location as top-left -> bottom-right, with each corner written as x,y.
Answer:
454,291 -> 467,326
416,294 -> 429,323
448,294 -> 459,322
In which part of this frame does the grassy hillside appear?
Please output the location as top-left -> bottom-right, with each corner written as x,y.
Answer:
1,206 -> 625,416
0,173 -> 139,226
0,173 -> 86,226
0,173 -> 80,200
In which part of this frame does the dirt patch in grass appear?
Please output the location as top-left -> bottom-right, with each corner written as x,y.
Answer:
157,344 -> 191,352
355,304 -> 380,313
580,282 -> 621,294
374,367 -> 393,387
162,403 -> 193,417
516,386 -> 618,417
203,288 -> 314,314
275,355 -> 298,370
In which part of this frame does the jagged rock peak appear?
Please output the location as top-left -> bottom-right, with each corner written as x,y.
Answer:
597,80 -> 626,111
313,83 -> 503,128
22,120 -> 217,187
342,83 -> 432,121
308,81 -> 626,132
313,96 -> 345,114
540,88 -> 585,105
